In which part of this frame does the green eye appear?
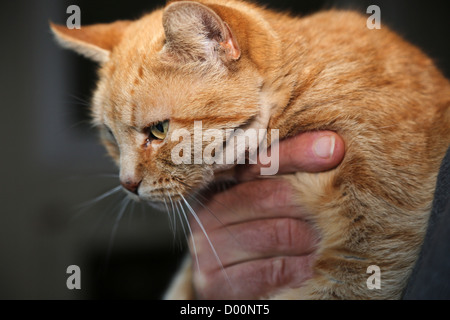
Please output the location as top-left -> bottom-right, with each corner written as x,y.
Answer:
149,120 -> 169,140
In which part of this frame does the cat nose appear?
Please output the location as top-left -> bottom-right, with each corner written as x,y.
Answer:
120,178 -> 142,195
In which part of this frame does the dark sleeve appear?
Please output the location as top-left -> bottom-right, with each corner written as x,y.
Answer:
403,147 -> 450,299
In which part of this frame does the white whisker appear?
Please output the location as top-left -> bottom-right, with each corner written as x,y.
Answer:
127,198 -> 137,229
95,173 -> 120,179
189,194 -> 241,247
179,194 -> 231,287
173,200 -> 189,250
168,194 -> 177,238
163,197 -> 174,233
66,173 -> 120,181
193,189 -> 241,219
89,194 -> 124,235
76,185 -> 123,210
106,196 -> 130,264
70,185 -> 123,223
175,201 -> 188,243
189,194 -> 225,227
177,200 -> 200,274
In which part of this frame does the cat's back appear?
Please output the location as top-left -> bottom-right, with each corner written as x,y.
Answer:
279,9 -> 448,89
269,9 -> 450,130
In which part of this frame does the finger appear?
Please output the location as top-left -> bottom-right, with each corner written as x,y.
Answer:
194,255 -> 315,299
236,131 -> 345,181
189,217 -> 318,272
188,179 -> 306,230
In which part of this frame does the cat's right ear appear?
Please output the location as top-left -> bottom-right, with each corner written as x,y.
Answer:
50,21 -> 131,64
162,1 -> 241,64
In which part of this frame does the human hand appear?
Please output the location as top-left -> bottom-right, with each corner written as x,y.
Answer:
189,131 -> 345,299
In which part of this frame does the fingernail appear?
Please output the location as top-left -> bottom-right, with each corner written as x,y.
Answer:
314,135 -> 335,159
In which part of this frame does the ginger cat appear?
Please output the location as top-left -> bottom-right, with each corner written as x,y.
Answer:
51,0 -> 450,299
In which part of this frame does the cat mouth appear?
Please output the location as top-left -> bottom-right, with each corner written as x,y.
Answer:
129,186 -> 185,203
142,190 -> 190,213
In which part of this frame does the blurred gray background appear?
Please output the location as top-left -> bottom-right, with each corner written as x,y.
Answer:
0,0 -> 448,299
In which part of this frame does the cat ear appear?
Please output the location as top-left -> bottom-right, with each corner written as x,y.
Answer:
162,1 -> 241,63
50,21 -> 131,64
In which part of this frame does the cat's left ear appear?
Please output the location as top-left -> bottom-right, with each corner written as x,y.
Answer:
50,21 -> 131,64
162,1 -> 241,63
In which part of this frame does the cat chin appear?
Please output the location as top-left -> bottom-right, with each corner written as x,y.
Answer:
144,200 -> 167,212
124,191 -> 167,211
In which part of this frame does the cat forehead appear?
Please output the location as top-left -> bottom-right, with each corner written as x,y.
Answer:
92,76 -> 173,129
92,63 -> 221,129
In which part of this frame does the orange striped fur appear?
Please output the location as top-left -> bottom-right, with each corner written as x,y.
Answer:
51,0 -> 450,299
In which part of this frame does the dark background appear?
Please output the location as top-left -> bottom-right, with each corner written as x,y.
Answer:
0,0 -> 448,299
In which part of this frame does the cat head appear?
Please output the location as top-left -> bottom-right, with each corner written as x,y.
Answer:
51,0 -> 278,203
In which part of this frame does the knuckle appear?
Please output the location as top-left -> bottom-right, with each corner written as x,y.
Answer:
268,257 -> 288,287
274,218 -> 296,249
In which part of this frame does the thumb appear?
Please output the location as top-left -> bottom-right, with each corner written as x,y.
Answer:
236,131 -> 345,182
